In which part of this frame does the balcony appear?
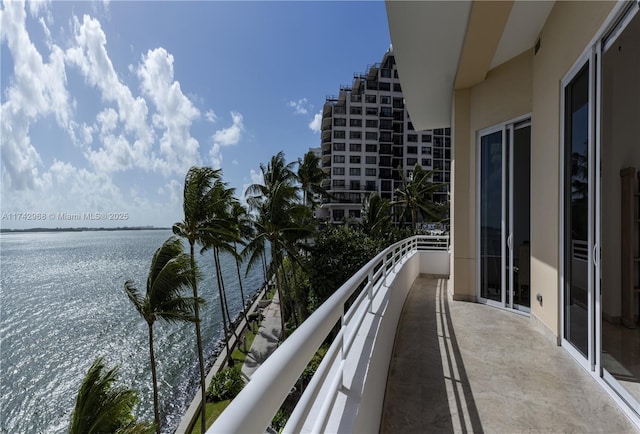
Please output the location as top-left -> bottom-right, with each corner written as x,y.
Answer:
208,236 -> 632,434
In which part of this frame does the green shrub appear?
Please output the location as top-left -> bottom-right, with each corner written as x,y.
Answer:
207,365 -> 244,402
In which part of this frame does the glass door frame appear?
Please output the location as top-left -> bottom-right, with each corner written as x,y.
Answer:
559,0 -> 639,379
476,114 -> 531,313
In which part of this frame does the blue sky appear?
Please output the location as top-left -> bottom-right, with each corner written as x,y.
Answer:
0,0 -> 391,229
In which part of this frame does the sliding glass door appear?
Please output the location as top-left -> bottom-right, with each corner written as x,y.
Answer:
478,120 -> 531,312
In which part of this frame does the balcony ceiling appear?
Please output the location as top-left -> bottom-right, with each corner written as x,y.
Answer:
386,0 -> 554,130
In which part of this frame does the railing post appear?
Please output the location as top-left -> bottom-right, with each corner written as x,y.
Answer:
341,310 -> 346,387
368,269 -> 373,313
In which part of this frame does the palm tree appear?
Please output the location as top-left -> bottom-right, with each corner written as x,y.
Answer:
198,176 -> 243,367
230,200 -> 254,324
172,166 -> 223,433
245,152 -> 311,338
393,163 -> 445,232
69,357 -> 155,434
361,192 -> 392,237
124,237 -> 201,434
297,150 -> 329,210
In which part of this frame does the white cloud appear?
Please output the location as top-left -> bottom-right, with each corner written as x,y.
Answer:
212,111 -> 243,146
240,168 -> 264,208
137,47 -> 201,175
232,160 -> 239,165
28,0 -> 51,18
0,0 -> 71,190
205,109 -> 217,123
209,143 -> 222,169
66,14 -> 154,173
288,98 -> 309,115
209,111 -> 244,168
308,111 -> 322,133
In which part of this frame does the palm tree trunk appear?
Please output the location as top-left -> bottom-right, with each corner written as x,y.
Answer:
281,259 -> 298,326
148,322 -> 161,434
233,242 -> 249,324
190,241 -> 207,434
271,245 -> 287,340
213,249 -> 234,366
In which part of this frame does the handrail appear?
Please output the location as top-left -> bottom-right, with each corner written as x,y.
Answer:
208,235 -> 449,434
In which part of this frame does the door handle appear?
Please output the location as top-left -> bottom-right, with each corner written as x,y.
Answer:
507,233 -> 512,250
593,244 -> 599,267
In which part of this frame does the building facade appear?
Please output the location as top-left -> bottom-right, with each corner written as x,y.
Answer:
315,50 -> 451,225
388,0 -> 640,426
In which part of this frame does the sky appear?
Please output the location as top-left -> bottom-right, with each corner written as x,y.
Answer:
0,0 -> 392,229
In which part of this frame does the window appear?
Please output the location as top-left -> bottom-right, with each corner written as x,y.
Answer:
350,106 -> 362,115
350,131 -> 361,140
333,118 -> 346,127
407,134 -> 418,142
349,209 -> 361,219
333,155 -> 345,163
380,95 -> 391,105
422,134 -> 432,143
332,179 -> 345,188
333,142 -> 345,151
393,98 -> 404,109
350,94 -> 362,103
380,107 -> 393,117
434,128 -> 444,135
349,168 -> 361,176
366,156 -> 377,164
407,122 -> 414,131
350,119 -> 362,128
379,156 -> 392,167
393,83 -> 402,92
334,105 -> 346,114
379,119 -> 393,130
349,143 -> 361,152
365,167 -> 377,177
350,180 -> 360,190
381,180 -> 392,191
445,127 -> 451,135
366,181 -> 376,190
379,82 -> 390,91
350,156 -> 361,164
366,81 -> 378,90
334,130 -> 345,139
365,95 -> 376,103
332,209 -> 345,220
379,145 -> 392,155
422,158 -> 432,166
366,144 -> 377,153
366,107 -> 378,116
366,132 -> 377,140
379,132 -> 392,142
407,158 -> 417,166
421,146 -> 431,155
365,119 -> 378,128
380,69 -> 392,78
333,167 -> 345,175
407,146 -> 418,154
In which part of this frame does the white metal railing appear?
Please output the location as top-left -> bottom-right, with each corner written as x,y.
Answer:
207,235 -> 449,434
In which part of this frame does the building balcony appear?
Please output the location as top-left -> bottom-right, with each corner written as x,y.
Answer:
208,236 -> 632,434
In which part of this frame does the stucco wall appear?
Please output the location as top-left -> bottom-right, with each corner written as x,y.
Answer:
452,0 -> 619,338
530,0 -> 615,336
451,50 -> 533,301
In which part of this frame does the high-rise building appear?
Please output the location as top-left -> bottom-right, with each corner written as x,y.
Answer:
315,48 -> 451,225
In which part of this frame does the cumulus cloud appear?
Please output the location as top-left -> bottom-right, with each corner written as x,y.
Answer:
209,111 -> 244,168
137,47 -> 201,174
0,0 -> 71,190
308,111 -> 322,133
288,98 -> 309,115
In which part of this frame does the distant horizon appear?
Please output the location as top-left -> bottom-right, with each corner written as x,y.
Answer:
0,226 -> 172,233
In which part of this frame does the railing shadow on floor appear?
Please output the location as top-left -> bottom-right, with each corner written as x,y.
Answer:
381,277 -> 483,433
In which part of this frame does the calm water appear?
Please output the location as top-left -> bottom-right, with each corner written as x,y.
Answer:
0,230 -> 265,433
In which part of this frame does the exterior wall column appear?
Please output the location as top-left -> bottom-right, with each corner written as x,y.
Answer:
451,88 -> 476,301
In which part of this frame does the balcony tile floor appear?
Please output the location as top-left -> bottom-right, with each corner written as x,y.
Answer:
380,276 -> 637,433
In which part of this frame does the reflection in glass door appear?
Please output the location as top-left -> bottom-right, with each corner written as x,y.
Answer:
563,61 -> 591,359
478,121 -> 531,311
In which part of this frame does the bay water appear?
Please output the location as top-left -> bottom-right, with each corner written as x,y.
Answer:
0,230 -> 265,433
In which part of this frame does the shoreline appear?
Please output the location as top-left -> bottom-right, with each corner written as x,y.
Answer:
175,280 -> 271,434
